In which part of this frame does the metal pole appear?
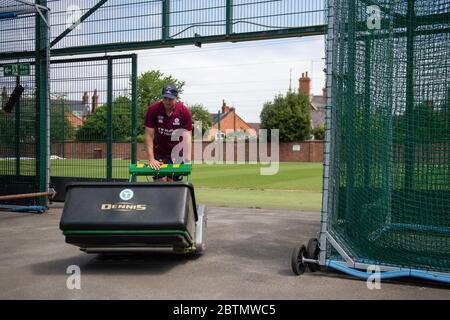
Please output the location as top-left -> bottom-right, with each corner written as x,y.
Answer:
344,0 -> 357,223
404,0 -> 415,191
319,0 -> 334,266
50,0 -> 109,48
226,0 -> 233,36
35,0 -> 50,206
107,57 -> 113,181
0,189 -> 56,201
131,54 -> 137,167
162,0 -> 170,41
15,75 -> 20,177
61,98 -> 65,158
364,39 -> 371,187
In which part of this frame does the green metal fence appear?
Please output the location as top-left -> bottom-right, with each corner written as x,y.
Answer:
1,54 -> 137,203
0,1 -> 37,53
1,0 -> 327,205
49,55 -> 137,201
0,59 -> 37,203
1,0 -> 327,58
0,1 -> 50,205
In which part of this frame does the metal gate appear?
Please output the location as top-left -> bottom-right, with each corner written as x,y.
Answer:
49,54 -> 138,201
0,58 -> 37,204
1,54 -> 137,204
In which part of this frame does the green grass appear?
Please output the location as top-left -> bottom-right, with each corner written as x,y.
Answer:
190,163 -> 323,211
195,188 -> 322,211
190,163 -> 323,191
3,159 -> 447,211
1,160 -> 324,211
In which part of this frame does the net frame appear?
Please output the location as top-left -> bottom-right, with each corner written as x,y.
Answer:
319,0 -> 450,279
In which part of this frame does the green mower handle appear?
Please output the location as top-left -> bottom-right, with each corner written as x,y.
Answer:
129,162 -> 192,182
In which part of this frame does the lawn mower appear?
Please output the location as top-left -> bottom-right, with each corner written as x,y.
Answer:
59,162 -> 206,255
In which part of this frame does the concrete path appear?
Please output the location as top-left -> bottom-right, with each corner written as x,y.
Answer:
0,204 -> 448,299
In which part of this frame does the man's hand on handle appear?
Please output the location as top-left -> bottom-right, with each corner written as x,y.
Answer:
148,158 -> 162,170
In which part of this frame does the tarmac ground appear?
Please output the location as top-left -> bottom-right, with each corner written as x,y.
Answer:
0,203 -> 448,299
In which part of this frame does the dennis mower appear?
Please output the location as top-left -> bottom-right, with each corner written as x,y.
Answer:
59,163 -> 206,255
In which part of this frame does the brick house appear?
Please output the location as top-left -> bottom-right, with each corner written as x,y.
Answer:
63,89 -> 99,129
299,71 -> 326,129
247,122 -> 261,132
207,100 -> 258,141
1,86 -> 98,129
68,89 -> 99,120
65,111 -> 84,129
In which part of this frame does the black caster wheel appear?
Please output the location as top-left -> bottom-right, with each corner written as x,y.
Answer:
306,238 -> 320,272
291,244 -> 307,275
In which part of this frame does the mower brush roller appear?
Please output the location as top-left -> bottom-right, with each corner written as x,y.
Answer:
59,163 -> 206,255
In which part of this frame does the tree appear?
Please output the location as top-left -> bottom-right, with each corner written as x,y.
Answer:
137,70 -> 185,135
74,70 -> 184,140
50,96 -> 76,142
260,91 -> 311,142
0,98 -> 34,145
393,101 -> 449,144
188,103 -> 212,138
50,106 -> 76,142
312,124 -> 325,140
75,96 -> 132,141
0,97 -> 75,145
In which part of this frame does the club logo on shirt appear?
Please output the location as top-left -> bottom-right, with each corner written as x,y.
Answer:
158,115 -> 164,123
173,118 -> 180,126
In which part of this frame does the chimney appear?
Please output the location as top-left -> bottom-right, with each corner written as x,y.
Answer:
222,99 -> 230,113
82,91 -> 89,105
91,89 -> 98,114
322,87 -> 327,103
299,71 -> 311,96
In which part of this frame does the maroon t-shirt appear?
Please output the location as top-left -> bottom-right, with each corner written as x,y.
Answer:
144,101 -> 193,158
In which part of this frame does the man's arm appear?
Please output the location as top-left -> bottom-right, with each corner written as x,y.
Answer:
144,127 -> 161,170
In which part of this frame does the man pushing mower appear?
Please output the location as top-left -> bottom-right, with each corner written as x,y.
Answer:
144,84 -> 192,181
60,84 -> 206,255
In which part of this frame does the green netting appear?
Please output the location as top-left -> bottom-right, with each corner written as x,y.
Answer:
327,0 -> 450,272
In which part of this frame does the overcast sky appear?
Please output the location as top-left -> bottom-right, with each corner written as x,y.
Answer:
136,35 -> 325,123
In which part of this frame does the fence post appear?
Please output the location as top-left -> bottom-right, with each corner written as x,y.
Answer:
131,54 -> 138,168
61,98 -> 65,158
226,0 -> 233,36
344,0 -> 357,221
35,0 -> 50,206
162,0 -> 170,41
363,39 -> 371,187
107,58 -> 113,181
404,0 -> 415,191
15,75 -> 20,177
